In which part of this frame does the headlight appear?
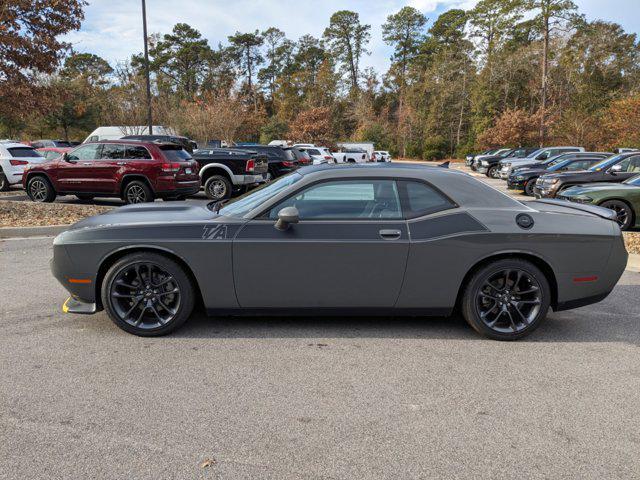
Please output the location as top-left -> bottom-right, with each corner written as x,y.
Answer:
516,175 -> 525,180
481,160 -> 489,166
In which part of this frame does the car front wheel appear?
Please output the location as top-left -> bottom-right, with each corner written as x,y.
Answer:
524,180 -> 536,196
486,166 -> 498,178
462,259 -> 551,341
101,252 -> 195,336
600,200 -> 634,231
0,169 -> 9,191
27,175 -> 56,202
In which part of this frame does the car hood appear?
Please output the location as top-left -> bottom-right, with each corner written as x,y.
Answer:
562,183 -> 639,195
512,167 -> 546,176
538,170 -> 591,181
66,202 -> 224,231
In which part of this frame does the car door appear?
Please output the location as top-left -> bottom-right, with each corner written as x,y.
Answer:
613,155 -> 640,182
55,144 -> 102,192
232,179 -> 410,308
93,143 -> 127,193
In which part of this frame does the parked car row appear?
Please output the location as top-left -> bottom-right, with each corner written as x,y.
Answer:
465,145 -> 640,230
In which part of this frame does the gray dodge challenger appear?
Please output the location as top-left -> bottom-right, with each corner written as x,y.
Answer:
53,163 -> 628,340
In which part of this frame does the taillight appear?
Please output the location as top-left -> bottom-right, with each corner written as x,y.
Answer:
324,156 -> 333,160
246,159 -> 255,173
282,161 -> 295,167
161,162 -> 181,173
10,160 -> 28,166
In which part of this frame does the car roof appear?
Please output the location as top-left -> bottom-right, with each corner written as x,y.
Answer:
0,142 -> 33,149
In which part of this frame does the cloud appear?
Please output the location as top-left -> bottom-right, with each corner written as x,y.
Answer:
64,0 -> 639,75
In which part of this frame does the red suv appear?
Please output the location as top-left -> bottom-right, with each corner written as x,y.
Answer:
23,141 -> 200,204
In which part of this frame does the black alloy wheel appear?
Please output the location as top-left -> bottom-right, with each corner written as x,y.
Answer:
0,169 -> 9,191
462,259 -> 550,340
102,253 -> 195,336
600,200 -> 634,231
123,180 -> 153,204
524,180 -> 536,196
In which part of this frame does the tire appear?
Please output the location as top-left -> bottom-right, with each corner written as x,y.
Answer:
486,165 -> 498,178
76,194 -> 95,201
600,200 -> 634,231
0,169 -> 9,191
204,175 -> 231,201
461,258 -> 551,341
524,180 -> 536,196
101,252 -> 195,336
123,180 -> 154,204
27,175 -> 56,203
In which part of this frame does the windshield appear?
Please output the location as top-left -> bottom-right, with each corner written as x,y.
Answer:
589,154 -> 625,172
218,173 -> 302,218
7,147 -> 42,158
623,174 -> 640,186
526,148 -> 544,159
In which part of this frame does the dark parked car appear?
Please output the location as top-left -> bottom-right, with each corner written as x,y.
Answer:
231,145 -> 300,178
534,152 -> 640,199
476,148 -> 538,178
558,174 -> 640,230
508,157 -> 603,196
23,140 -> 200,204
193,148 -> 269,200
53,163 -> 626,341
122,134 -> 198,153
510,152 -> 611,175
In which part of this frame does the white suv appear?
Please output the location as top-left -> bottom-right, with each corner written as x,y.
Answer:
0,142 -> 46,191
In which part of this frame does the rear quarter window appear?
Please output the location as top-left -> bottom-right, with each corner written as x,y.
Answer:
399,180 -> 456,218
160,147 -> 192,161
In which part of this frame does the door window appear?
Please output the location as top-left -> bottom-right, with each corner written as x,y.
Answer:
399,181 -> 455,218
66,144 -> 101,161
625,156 -> 640,173
269,180 -> 402,220
100,144 -> 125,159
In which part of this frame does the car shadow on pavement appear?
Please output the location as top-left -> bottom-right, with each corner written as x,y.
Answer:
169,284 -> 640,345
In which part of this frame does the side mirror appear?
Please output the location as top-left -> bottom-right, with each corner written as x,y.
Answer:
64,153 -> 75,163
609,164 -> 623,174
274,206 -> 299,231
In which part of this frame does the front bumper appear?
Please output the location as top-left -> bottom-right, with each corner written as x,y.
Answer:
498,169 -> 510,179
507,178 -> 525,190
533,184 -> 560,198
63,296 -> 98,315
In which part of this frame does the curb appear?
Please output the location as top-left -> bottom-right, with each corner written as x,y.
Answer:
0,225 -> 69,239
627,254 -> 640,273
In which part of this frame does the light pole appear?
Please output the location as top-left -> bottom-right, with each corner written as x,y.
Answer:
141,0 -> 153,135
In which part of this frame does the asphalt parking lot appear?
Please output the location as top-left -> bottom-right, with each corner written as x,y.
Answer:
2,164 -> 640,479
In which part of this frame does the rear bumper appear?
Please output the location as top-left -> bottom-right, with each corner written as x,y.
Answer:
156,179 -> 201,197
233,172 -> 269,185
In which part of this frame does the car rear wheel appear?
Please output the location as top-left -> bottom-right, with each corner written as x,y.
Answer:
123,180 -> 154,204
101,252 -> 195,336
462,259 -> 551,341
524,180 -> 536,196
600,200 -> 634,231
27,175 -> 56,203
0,169 -> 9,191
204,175 -> 231,200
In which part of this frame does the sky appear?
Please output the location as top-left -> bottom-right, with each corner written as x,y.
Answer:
63,0 -> 640,73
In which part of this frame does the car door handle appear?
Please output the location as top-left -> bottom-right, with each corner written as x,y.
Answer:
379,229 -> 401,240
82,162 -> 92,165
116,162 -> 126,165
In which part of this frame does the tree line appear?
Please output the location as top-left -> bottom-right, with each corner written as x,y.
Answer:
1,0 -> 640,158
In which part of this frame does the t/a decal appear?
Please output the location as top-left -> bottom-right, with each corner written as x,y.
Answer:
202,224 -> 228,240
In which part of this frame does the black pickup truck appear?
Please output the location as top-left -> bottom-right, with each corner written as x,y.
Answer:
193,148 -> 269,200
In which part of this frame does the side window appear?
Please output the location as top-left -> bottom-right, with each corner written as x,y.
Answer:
536,150 -> 551,160
626,156 -> 640,173
66,144 -> 101,161
268,180 -> 402,220
399,180 -> 455,218
126,145 -> 151,159
614,157 -> 632,172
88,136 -> 99,142
100,144 -> 125,160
